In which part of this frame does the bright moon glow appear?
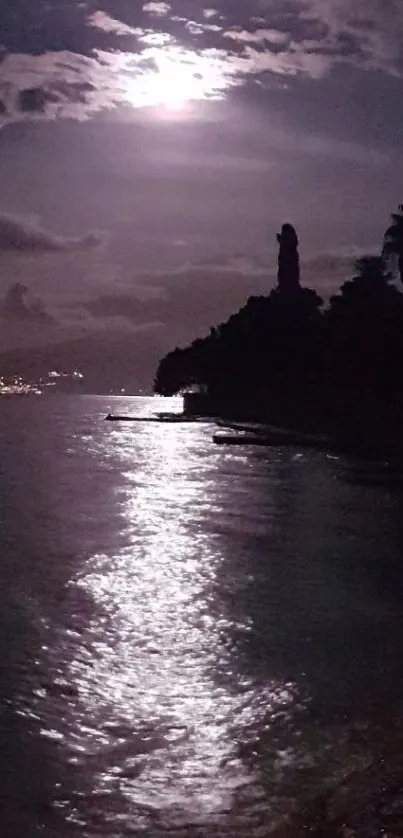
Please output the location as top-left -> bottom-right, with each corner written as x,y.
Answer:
124,46 -> 228,111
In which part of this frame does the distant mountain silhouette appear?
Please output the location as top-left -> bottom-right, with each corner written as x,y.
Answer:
0,331 -> 167,394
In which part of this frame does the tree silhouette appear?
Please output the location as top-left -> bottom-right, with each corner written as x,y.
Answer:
324,256 -> 403,434
155,284 -> 324,423
383,204 -> 403,285
154,231 -> 403,440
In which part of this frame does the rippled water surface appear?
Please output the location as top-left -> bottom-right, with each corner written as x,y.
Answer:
1,395 -> 403,836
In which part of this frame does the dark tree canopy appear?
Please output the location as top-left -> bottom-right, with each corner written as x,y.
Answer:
154,213 -> 403,437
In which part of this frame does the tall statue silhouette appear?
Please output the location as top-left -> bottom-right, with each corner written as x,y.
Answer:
277,223 -> 300,292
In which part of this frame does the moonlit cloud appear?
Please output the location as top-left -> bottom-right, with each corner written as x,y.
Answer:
0,0 -> 401,125
124,44 -> 230,109
226,29 -> 290,46
0,51 -> 124,124
143,2 -> 172,18
89,11 -> 139,36
204,9 -> 219,20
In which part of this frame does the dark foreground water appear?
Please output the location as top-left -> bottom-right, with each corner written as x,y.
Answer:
1,396 -> 403,837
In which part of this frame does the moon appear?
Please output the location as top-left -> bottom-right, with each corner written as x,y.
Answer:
124,47 -> 227,111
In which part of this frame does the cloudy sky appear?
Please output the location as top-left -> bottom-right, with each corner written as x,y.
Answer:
0,0 -> 402,389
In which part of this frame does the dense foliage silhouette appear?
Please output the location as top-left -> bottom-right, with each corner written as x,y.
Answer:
154,215 -> 403,444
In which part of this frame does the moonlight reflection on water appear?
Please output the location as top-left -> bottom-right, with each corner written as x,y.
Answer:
50,408 -> 302,831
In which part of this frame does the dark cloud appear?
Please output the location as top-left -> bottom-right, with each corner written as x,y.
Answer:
301,251 -> 360,292
80,266 -> 268,349
0,1 -> 132,57
87,294 -> 162,325
0,212 -> 103,253
83,247 -> 362,343
18,87 -> 49,112
0,243 -> 371,389
1,282 -> 54,324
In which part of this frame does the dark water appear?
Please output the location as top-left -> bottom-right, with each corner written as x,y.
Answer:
1,396 -> 403,837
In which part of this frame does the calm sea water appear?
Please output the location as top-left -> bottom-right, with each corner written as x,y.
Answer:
1,395 -> 403,836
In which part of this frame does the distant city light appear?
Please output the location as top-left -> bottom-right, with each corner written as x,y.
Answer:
0,369 -> 84,396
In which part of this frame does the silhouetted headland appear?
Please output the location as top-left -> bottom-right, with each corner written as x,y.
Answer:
154,206 -> 403,460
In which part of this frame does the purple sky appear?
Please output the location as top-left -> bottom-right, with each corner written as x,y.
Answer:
0,0 -> 402,388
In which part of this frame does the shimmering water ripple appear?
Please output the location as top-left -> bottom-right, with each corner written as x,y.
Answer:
1,396 -> 403,836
